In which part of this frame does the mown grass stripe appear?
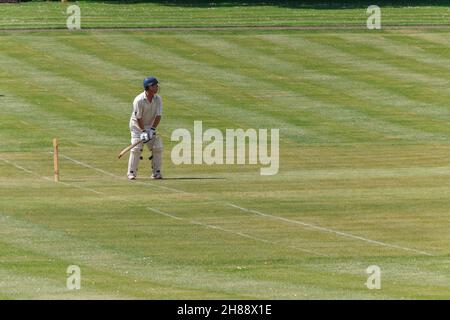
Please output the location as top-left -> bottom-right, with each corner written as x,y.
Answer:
0,56 -> 127,140
125,33 -> 393,143
0,51 -> 126,117
3,33 -> 320,144
301,33 -> 450,98
2,26 -> 450,299
215,33 -> 450,121
59,151 -> 437,257
0,241 -> 135,299
87,32 -> 327,143
0,34 -> 184,146
240,34 -> 450,135
0,211 -> 345,299
2,152 -> 366,260
227,203 -> 433,256
384,31 -> 450,60
0,92 -> 115,150
186,33 -> 450,140
0,156 -> 104,195
4,30 -> 446,144
1,3 -> 449,29
402,31 -> 450,49
335,33 -> 450,76
0,215 -> 251,299
147,207 -> 327,257
5,35 -> 141,99
177,33 -> 450,142
29,152 -> 380,255
255,34 -> 450,130
259,32 -> 450,98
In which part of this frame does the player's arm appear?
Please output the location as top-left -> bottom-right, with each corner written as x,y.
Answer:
145,96 -> 162,140
137,118 -> 145,131
138,117 -> 150,142
133,99 -> 145,131
151,97 -> 162,129
151,115 -> 161,129
145,115 -> 160,140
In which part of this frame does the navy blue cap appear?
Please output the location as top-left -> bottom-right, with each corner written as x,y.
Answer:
143,77 -> 158,89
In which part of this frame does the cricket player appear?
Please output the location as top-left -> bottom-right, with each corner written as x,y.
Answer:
127,77 -> 163,180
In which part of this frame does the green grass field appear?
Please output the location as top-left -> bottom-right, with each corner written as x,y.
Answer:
1,1 -> 450,29
1,1 -> 450,299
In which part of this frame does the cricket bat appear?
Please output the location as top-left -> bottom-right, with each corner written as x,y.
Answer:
118,139 -> 143,159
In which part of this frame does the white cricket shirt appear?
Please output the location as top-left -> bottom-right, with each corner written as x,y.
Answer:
129,92 -> 162,136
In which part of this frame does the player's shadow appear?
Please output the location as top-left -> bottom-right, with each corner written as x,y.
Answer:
161,177 -> 226,180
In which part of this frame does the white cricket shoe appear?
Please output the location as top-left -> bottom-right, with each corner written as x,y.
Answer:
151,171 -> 163,180
127,174 -> 136,180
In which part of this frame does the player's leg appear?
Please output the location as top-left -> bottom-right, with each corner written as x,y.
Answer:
147,136 -> 163,179
127,137 -> 143,180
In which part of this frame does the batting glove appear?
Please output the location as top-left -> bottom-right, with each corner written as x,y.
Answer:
147,127 -> 156,140
140,131 -> 150,143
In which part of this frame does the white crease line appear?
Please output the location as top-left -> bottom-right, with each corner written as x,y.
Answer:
226,204 -> 433,256
147,207 -> 327,257
148,207 -> 184,221
0,157 -> 104,195
58,153 -> 190,194
1,155 -> 324,257
0,158 -> 34,175
59,153 -> 116,178
59,153 -> 433,256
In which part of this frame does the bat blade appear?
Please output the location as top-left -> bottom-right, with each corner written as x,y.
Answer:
118,139 -> 143,159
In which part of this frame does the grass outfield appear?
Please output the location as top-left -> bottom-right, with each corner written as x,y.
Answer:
0,1 -> 450,29
1,4 -> 450,299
